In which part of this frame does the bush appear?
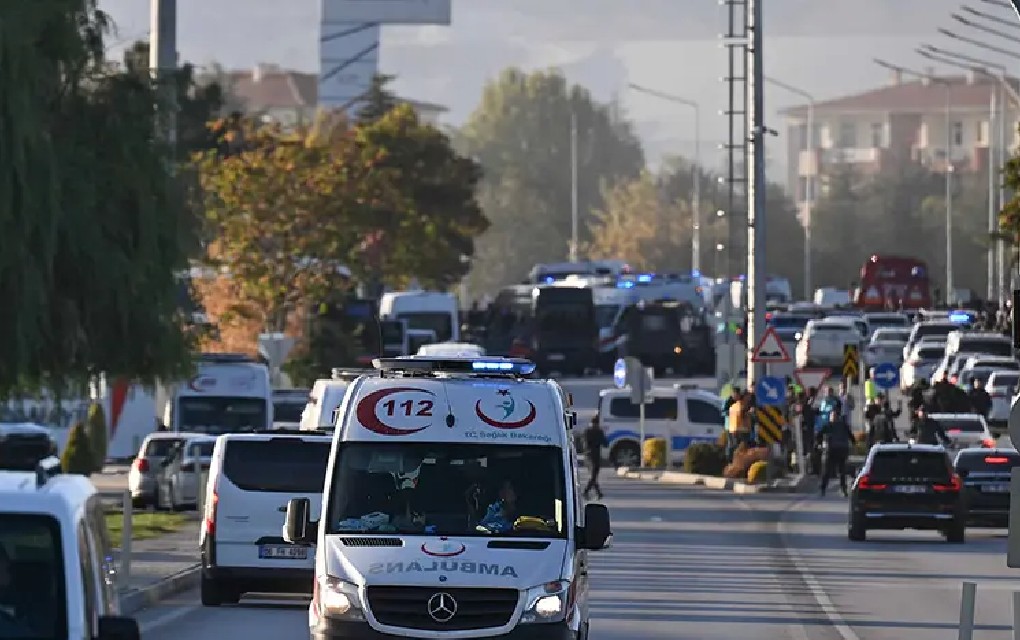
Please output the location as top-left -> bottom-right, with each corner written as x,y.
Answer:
61,422 -> 94,476
722,444 -> 769,479
684,443 -> 727,476
747,460 -> 768,484
642,438 -> 667,468
85,403 -> 108,473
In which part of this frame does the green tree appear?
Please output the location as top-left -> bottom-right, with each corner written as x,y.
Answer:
61,422 -> 94,476
0,1 -> 196,396
459,68 -> 645,295
356,73 -> 400,126
85,402 -> 108,472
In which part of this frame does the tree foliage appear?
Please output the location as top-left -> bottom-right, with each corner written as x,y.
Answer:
61,421 -> 93,476
85,402 -> 107,472
458,68 -> 645,294
356,73 -> 401,126
0,1 -> 196,397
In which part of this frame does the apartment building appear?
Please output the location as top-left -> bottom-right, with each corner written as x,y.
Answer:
779,68 -> 1019,222
208,63 -> 447,128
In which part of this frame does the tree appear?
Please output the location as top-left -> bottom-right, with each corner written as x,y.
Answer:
0,1 -> 197,396
85,402 -> 108,473
356,74 -> 400,126
459,68 -> 645,295
61,422 -> 94,476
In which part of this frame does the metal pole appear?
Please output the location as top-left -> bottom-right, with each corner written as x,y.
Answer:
120,490 -> 132,592
638,402 -> 646,469
570,111 -> 579,263
746,0 -> 766,387
946,87 -> 955,300
150,0 -> 178,151
958,581 -> 976,640
990,90 -> 997,302
805,100 -> 815,298
693,105 -> 702,274
1000,79 -> 1009,305
1012,590 -> 1020,640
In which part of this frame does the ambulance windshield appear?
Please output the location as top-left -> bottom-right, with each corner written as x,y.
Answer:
326,443 -> 567,538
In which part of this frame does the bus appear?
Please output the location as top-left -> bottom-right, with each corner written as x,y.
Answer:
854,255 -> 932,310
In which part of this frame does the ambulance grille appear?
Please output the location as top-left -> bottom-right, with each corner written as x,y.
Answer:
339,537 -> 403,547
366,586 -> 518,631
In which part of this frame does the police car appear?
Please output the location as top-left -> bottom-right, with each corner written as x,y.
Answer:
283,356 -> 612,640
0,458 -> 141,639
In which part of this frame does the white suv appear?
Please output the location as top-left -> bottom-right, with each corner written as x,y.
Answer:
795,319 -> 863,369
200,432 -> 333,606
0,458 -> 140,639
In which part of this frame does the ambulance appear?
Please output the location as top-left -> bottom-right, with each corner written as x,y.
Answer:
283,356 -> 612,640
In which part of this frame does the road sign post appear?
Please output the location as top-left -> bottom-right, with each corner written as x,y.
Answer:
621,357 -> 653,468
842,344 -> 860,385
872,362 -> 899,391
755,376 -> 786,406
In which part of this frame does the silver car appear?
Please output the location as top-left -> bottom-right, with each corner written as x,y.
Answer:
155,435 -> 217,511
129,432 -> 201,508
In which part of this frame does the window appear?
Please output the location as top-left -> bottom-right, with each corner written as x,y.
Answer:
838,122 -> 856,148
977,120 -> 988,144
951,121 -> 963,146
686,399 -> 724,425
272,400 -> 305,423
177,397 -> 268,434
188,441 -> 215,458
869,451 -> 950,481
609,397 -> 678,420
144,438 -> 185,458
0,514 -> 66,638
870,122 -> 883,148
222,439 -> 332,493
78,522 -> 97,636
396,312 -> 453,342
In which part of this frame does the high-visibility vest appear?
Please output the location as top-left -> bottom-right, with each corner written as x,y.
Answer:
864,379 -> 878,402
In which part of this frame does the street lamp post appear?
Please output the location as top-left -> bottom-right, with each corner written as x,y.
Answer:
765,76 -> 814,299
569,111 -> 579,262
628,84 -> 702,273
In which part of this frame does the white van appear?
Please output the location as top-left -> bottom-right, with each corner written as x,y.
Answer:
300,373 -> 364,433
598,385 -> 725,468
158,353 -> 273,434
379,291 -> 460,344
200,432 -> 333,605
283,356 -> 612,640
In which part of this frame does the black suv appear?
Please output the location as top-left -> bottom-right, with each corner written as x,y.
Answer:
954,447 -> 1020,527
0,423 -> 58,471
848,443 -> 965,543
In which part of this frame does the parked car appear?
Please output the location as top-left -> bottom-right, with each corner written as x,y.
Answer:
154,434 -> 217,510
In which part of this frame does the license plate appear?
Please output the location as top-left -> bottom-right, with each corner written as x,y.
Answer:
893,485 -> 927,494
547,354 -> 565,361
259,544 -> 308,560
983,483 -> 1010,493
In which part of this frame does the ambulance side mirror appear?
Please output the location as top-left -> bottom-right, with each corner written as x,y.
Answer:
579,503 -> 612,551
284,498 -> 316,544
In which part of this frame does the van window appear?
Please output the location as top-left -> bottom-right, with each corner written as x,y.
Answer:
609,398 -> 678,420
686,399 -> 724,425
272,400 -> 305,423
869,450 -> 950,481
397,312 -> 452,342
812,324 -> 853,333
0,514 -> 66,638
222,439 -> 332,493
188,441 -> 216,458
956,338 -> 1012,357
143,437 -> 185,458
178,397 -> 268,433
326,443 -> 566,538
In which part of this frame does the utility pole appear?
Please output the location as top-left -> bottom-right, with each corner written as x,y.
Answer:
945,86 -> 954,299
150,0 -> 178,153
745,0 -> 766,387
692,106 -> 702,275
989,90 -> 997,303
569,111 -> 579,262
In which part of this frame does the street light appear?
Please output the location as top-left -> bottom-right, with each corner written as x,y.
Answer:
938,27 -> 1020,58
628,83 -> 702,274
765,76 -> 815,299
952,12 -> 1020,45
874,59 -> 955,299
962,5 -> 1020,30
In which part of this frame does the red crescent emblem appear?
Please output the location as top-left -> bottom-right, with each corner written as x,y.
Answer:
420,542 -> 466,557
475,400 -> 537,429
355,387 -> 434,436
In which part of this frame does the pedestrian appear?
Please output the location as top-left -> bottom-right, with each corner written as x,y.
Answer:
837,381 -> 855,429
909,405 -> 949,446
864,368 -> 878,406
968,378 -> 992,419
582,417 -> 608,500
868,392 -> 901,446
818,403 -> 854,497
932,373 -> 956,412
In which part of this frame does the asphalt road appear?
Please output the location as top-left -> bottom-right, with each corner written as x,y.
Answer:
135,475 -> 1019,640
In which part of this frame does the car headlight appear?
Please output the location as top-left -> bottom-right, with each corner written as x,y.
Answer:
520,580 -> 572,624
314,576 -> 363,621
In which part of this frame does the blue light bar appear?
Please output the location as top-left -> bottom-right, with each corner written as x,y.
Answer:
471,360 -> 536,374
544,276 -> 555,284
637,274 -> 653,283
692,269 -> 701,278
949,311 -> 973,323
617,280 -> 635,289
374,356 -> 536,376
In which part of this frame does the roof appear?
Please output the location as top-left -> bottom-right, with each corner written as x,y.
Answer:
0,471 -> 95,517
779,74 -> 1018,118
217,432 -> 332,442
871,442 -> 946,453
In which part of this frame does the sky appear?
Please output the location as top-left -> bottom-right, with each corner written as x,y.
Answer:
97,0 -> 1020,179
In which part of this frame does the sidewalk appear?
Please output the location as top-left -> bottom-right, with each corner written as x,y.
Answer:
614,466 -> 811,494
115,517 -> 201,615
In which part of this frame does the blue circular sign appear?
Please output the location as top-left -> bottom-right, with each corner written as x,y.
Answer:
613,359 -> 627,389
872,362 -> 899,389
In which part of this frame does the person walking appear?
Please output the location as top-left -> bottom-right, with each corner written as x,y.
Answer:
583,417 -> 608,500
968,378 -> 992,419
818,403 -> 854,497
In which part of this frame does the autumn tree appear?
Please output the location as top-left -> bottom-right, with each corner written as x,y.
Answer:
0,1 -> 197,396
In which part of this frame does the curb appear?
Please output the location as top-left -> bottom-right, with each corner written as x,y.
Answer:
616,466 -> 809,494
119,564 -> 200,615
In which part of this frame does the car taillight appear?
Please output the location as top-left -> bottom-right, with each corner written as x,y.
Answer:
857,474 -> 887,490
933,474 -> 962,492
985,456 -> 1009,463
203,491 -> 218,536
133,458 -> 149,473
981,438 -> 996,448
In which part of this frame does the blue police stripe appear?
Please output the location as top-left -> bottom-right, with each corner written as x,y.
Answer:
606,430 -> 718,451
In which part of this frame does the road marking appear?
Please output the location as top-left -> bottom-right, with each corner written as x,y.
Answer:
139,604 -> 198,633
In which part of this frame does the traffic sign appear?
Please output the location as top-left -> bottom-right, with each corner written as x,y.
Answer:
872,362 -> 899,390
755,376 -> 787,407
843,344 -> 860,384
794,368 -> 831,392
751,326 -> 791,363
756,406 -> 784,444
613,358 -> 627,389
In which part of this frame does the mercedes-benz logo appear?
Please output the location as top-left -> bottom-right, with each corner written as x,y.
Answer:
427,592 -> 458,623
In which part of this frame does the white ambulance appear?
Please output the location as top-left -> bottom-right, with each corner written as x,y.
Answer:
283,356 -> 612,640
157,353 -> 273,434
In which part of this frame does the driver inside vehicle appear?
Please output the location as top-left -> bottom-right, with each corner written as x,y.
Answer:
476,479 -> 519,534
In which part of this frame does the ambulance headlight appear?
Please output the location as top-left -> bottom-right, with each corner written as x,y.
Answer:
315,576 -> 362,619
521,580 -> 572,623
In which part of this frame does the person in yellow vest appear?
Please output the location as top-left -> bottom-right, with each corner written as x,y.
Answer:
864,367 -> 879,440
864,368 -> 879,405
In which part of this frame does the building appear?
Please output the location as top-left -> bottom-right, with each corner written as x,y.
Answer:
779,68 -> 1020,222
209,63 -> 448,128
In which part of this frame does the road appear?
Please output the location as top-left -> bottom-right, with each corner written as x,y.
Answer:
135,475 -> 1019,640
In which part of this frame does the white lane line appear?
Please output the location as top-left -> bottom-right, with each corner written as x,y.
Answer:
139,604 -> 199,633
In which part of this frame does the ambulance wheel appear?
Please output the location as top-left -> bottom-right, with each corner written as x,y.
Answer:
610,442 -> 641,468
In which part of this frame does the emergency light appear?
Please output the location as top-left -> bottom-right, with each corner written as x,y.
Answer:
373,356 -> 537,376
949,311 -> 972,323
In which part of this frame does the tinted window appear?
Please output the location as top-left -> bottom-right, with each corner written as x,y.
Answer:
957,338 -> 1012,357
273,400 -> 305,423
934,418 -> 985,433
222,439 -> 332,493
687,399 -> 724,425
640,314 -> 670,332
955,451 -> 1020,473
536,303 -> 593,333
990,374 -> 1020,388
972,360 -> 1019,371
143,438 -> 184,458
188,441 -> 215,457
812,324 -> 853,333
397,312 -> 452,342
0,514 -> 67,638
178,397 -> 268,433
916,347 -> 944,359
869,451 -> 950,480
609,398 -> 678,420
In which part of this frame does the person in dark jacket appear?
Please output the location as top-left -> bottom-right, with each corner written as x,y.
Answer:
968,378 -> 992,419
909,405 -> 949,446
932,374 -> 956,412
818,407 -> 854,497
583,417 -> 608,500
868,393 -> 901,445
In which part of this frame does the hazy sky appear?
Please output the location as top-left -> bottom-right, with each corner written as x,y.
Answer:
97,0 -> 1020,178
